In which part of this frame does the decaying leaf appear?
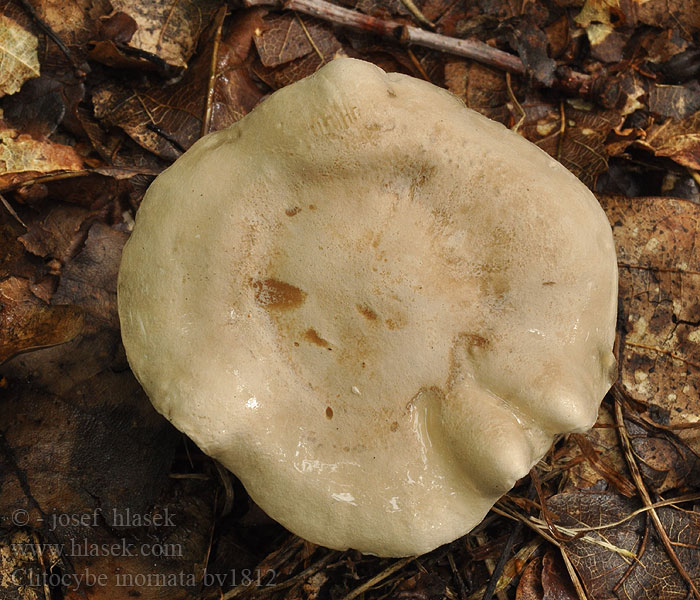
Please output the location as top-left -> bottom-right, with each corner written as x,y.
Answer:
516,549 -> 578,600
208,8 -> 266,132
0,127 -> 84,189
91,78 -> 203,161
252,14 -> 343,88
2,0 -> 700,597
601,195 -> 700,455
0,530 -> 60,600
444,60 -> 623,186
0,276 -> 84,363
560,404 -> 635,496
91,8 -> 234,160
443,60 -> 512,125
648,84 -> 700,120
108,0 -> 221,68
561,403 -> 698,497
254,13 -> 342,68
18,203 -> 91,261
574,0 -> 700,35
0,14 -> 40,97
548,492 -> 700,600
520,98 -> 623,186
635,0 -> 700,36
637,109 -> 700,170
52,222 -> 126,329
0,211 -> 214,599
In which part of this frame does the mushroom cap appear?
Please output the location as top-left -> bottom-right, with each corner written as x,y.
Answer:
118,58 -> 618,557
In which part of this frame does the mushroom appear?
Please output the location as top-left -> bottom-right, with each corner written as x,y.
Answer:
118,58 -> 618,557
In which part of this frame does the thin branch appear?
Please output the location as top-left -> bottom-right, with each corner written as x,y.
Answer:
479,520 -> 523,600
613,386 -> 700,600
559,546 -> 590,600
16,0 -> 84,76
0,193 -> 27,228
202,6 -> 227,137
341,557 -> 415,600
398,0 -> 435,29
245,0 -> 523,73
244,0 -> 593,93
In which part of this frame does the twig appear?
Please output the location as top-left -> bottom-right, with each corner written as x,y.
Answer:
475,533 -> 507,600
245,0 -> 524,73
341,557 -> 414,600
31,532 -> 52,600
529,493 -> 700,534
467,539 -> 540,600
530,468 -> 581,543
244,0 -> 593,93
406,47 -> 431,81
213,461 -> 234,517
623,341 -> 700,370
202,6 -> 227,138
505,72 -> 525,132
613,385 -> 700,600
398,0 -> 435,29
16,0 -> 84,76
613,512 -> 650,593
559,546 -> 590,600
295,12 -> 326,63
447,552 -> 468,600
221,536 -> 306,598
229,551 -> 341,598
492,502 -> 637,559
0,193 -> 27,228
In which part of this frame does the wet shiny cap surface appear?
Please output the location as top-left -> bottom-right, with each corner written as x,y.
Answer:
117,58 -> 618,557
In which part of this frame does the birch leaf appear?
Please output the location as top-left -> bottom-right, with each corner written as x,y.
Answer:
0,14 -> 40,98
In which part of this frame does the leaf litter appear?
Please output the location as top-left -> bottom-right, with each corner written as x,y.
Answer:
0,0 -> 699,598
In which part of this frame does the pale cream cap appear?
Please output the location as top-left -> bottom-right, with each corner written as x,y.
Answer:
118,58 -> 618,557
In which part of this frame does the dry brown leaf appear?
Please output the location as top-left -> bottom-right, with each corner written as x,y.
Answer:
548,492 -> 700,600
562,404 -> 697,496
91,9 -> 240,160
516,550 -> 578,600
254,13 -> 341,68
18,203 -> 90,260
0,210 -> 214,598
52,222 -> 126,329
108,0 -> 221,68
92,80 -> 199,161
518,98 -> 623,186
637,109 -> 700,170
0,14 -> 39,97
31,0 -> 107,45
635,0 -> 700,35
575,0 -> 700,34
0,127 -> 84,189
0,276 -> 84,363
0,368 -> 213,600
561,404 -> 634,495
208,9 -> 266,132
252,15 -> 343,89
648,84 -> 700,120
443,60 -> 511,125
600,195 -> 700,455
444,61 -> 622,186
516,556 -> 544,600
2,76 -> 84,139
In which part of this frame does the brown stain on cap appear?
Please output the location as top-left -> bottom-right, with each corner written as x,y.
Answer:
304,328 -> 331,348
357,304 -> 378,321
251,278 -> 306,310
